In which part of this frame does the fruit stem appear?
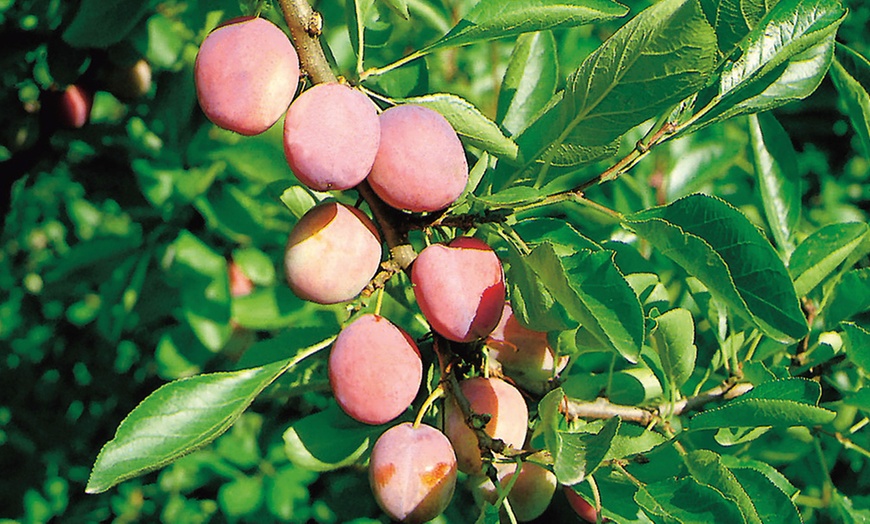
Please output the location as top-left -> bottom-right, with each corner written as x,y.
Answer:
413,384 -> 444,428
587,475 -> 603,524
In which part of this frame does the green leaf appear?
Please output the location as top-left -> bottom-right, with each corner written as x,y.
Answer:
685,450 -> 761,524
689,378 -> 836,430
380,0 -> 409,19
63,0 -> 154,48
169,231 -> 231,351
422,0 -> 628,53
86,337 -> 333,493
497,31 -> 559,137
522,243 -> 645,361
830,43 -> 870,158
730,466 -> 802,524
789,222 -> 869,297
472,186 -> 543,207
843,322 -> 870,374
505,245 -> 577,333
625,193 -> 808,343
686,0 -> 846,133
650,308 -> 696,391
218,476 -> 263,517
748,112 -> 800,256
283,404 -> 384,472
231,287 -> 310,330
704,0 -> 772,56
719,455 -> 800,498
822,268 -> 870,327
635,477 -> 745,523
519,0 -> 716,166
401,93 -> 519,161
551,417 -> 620,486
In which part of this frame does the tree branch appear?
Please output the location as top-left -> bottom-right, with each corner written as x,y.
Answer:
559,377 -> 747,426
276,0 -> 336,84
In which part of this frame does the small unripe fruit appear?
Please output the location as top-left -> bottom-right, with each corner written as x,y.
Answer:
195,17 -> 299,135
106,59 -> 152,101
329,314 -> 423,425
368,105 -> 468,212
57,84 -> 92,129
284,202 -> 381,304
412,237 -> 505,342
284,83 -> 380,191
370,423 -> 458,524
444,377 -> 528,474
486,303 -> 567,393
470,462 -> 557,522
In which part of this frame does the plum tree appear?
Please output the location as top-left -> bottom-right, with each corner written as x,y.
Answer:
444,377 -> 528,474
328,314 -> 422,425
369,422 -> 457,524
412,237 -> 505,343
194,16 -> 299,136
367,104 -> 468,212
486,303 -> 567,393
283,82 -> 380,191
284,201 -> 381,304
56,84 -> 92,129
470,461 -> 557,522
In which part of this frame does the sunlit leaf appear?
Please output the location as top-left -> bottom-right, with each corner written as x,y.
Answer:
789,222 -> 869,297
497,31 -> 559,137
86,336 -> 334,493
518,0 -> 716,167
626,193 -> 807,343
423,0 -> 628,53
829,43 -> 870,158
749,112 -> 800,256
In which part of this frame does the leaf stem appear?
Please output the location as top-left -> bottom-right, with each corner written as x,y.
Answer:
587,475 -> 603,524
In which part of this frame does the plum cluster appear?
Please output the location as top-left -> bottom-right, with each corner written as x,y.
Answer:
195,15 -> 564,523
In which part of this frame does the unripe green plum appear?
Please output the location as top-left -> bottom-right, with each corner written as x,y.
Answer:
329,314 -> 423,425
57,84 -> 92,129
284,202 -> 381,304
283,83 -> 380,191
368,105 -> 468,212
412,237 -> 505,342
486,303 -> 567,393
444,377 -> 528,474
105,58 -> 152,101
470,461 -> 557,522
195,17 -> 299,135
369,422 -> 458,523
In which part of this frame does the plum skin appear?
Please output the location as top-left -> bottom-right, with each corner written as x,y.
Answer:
412,237 -> 505,343
283,82 -> 380,191
369,422 -> 458,524
194,16 -> 299,136
328,314 -> 422,425
444,377 -> 528,474
368,104 -> 468,213
470,461 -> 557,522
486,302 -> 567,392
58,84 -> 92,129
284,202 -> 381,304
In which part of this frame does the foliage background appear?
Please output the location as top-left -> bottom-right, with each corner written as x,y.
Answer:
1,0 -> 869,522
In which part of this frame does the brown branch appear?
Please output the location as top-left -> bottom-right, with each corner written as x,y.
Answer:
559,377 -> 746,426
276,0 -> 336,84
